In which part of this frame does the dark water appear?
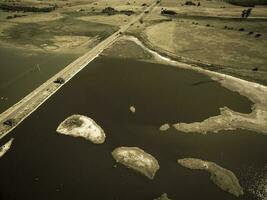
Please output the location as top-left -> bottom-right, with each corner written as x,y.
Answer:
0,46 -> 80,113
0,57 -> 266,200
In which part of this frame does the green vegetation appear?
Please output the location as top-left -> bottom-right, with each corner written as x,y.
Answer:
101,7 -> 135,16
185,1 -> 196,6
0,3 -> 56,12
102,7 -> 117,15
241,8 -> 252,18
6,14 -> 26,19
161,9 -> 177,15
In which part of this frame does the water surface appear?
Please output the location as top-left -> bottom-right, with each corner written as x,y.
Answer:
0,46 -> 80,112
0,57 -> 265,200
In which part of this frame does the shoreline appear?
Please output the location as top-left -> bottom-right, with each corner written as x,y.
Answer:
1,19 -> 266,140
121,35 -> 267,136
1,33 -> 266,140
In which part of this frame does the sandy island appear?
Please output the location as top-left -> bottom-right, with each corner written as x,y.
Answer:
112,147 -> 160,180
178,158 -> 244,197
56,114 -> 106,144
0,138 -> 14,158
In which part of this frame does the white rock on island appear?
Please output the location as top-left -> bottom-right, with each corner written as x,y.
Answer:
160,123 -> 170,131
56,114 -> 106,144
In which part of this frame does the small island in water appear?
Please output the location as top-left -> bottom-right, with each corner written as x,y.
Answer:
112,147 -> 160,180
154,193 -> 172,200
56,114 -> 106,144
178,158 -> 244,197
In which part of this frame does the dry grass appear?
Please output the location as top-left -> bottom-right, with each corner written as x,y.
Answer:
41,35 -> 98,53
78,14 -> 133,26
8,12 -> 63,23
157,0 -> 267,17
145,20 -> 267,69
103,38 -> 152,59
125,0 -> 267,83
0,0 -> 153,53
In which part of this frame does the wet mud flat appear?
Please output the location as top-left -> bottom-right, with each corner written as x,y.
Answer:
0,57 -> 266,200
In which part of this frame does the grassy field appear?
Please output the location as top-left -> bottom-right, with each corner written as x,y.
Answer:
3,16 -> 117,45
124,0 -> 267,85
156,0 -> 267,17
102,38 -> 152,60
0,13 -> 118,53
145,20 -> 266,80
0,0 -> 154,53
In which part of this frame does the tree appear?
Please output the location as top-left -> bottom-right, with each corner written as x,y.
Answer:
241,9 -> 246,18
245,8 -> 252,18
241,8 -> 253,18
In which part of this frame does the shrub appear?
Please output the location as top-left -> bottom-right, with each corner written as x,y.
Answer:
102,7 -> 117,15
161,9 -> 176,15
252,67 -> 258,71
120,10 -> 135,16
0,3 -> 56,12
246,8 -> 252,17
6,14 -> 25,19
241,8 -> 253,18
185,1 -> 196,5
